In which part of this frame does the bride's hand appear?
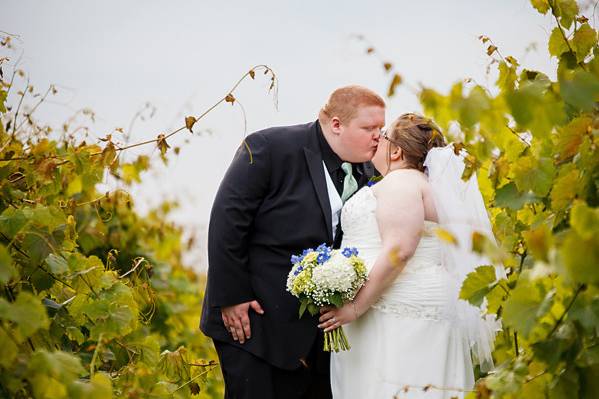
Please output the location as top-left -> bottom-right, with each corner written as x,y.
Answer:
318,304 -> 357,333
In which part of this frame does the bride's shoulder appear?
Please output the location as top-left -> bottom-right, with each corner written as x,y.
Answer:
374,169 -> 427,192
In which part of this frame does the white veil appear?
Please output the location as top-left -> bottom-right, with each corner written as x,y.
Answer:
423,144 -> 505,371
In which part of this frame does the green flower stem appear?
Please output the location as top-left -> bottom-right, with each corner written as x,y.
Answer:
323,326 -> 351,352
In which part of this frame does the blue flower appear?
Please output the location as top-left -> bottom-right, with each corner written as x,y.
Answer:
342,247 -> 359,258
316,243 -> 329,253
367,176 -> 383,187
314,243 -> 333,264
290,254 -> 303,264
317,252 -> 331,264
293,265 -> 304,276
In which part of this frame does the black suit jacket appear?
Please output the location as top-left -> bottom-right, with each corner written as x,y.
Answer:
200,120 -> 374,370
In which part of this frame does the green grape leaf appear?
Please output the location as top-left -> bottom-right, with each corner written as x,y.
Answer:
460,265 -> 498,307
570,201 -> 599,240
0,208 -> 28,238
459,86 -> 491,129
80,282 -> 139,340
497,61 -> 517,93
555,0 -> 579,30
503,278 -> 545,338
0,244 -> 18,284
512,156 -> 556,197
0,291 -> 50,338
134,335 -> 161,367
45,253 -> 69,275
28,205 -> 66,231
530,0 -> 550,14
548,27 -> 570,58
561,230 -> 599,284
569,291 -> 599,334
494,182 -> 537,210
27,350 -> 86,384
68,372 -> 113,399
572,23 -> 597,62
158,347 -> 191,382
560,70 -> 599,112
507,81 -> 546,126
486,280 -> 508,314
0,327 -> 18,368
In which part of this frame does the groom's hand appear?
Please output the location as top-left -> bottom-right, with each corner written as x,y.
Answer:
221,300 -> 264,344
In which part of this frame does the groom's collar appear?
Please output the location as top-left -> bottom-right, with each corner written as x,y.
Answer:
316,121 -> 343,174
315,120 -> 364,176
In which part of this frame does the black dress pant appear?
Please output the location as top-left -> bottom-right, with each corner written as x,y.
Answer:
213,333 -> 331,399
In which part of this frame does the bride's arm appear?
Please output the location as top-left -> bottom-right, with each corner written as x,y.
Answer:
319,172 -> 425,331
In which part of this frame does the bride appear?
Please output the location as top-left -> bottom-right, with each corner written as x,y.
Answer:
318,113 -> 501,399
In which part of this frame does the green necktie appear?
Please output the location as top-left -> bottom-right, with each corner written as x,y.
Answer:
341,162 -> 358,203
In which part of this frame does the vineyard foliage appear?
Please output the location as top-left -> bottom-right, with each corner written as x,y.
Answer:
2,0 -> 599,398
407,1 -> 599,397
0,40 -> 224,399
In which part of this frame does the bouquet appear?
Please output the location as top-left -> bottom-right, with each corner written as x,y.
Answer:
286,243 -> 368,352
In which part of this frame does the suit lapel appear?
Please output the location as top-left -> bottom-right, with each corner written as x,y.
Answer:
304,122 -> 334,243
304,147 -> 334,242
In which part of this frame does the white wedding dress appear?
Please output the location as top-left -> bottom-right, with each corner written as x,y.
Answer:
330,186 -> 475,399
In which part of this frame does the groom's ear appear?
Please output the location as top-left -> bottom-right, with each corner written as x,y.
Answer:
330,117 -> 342,135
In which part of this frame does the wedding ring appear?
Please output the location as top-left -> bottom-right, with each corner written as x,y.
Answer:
331,317 -> 336,323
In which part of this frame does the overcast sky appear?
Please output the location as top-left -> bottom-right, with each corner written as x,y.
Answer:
3,0 -> 557,270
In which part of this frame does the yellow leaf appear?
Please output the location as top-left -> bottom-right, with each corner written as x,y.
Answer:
225,93 -> 235,104
555,117 -> 591,162
387,74 -> 402,97
67,176 -> 83,196
552,177 -> 578,219
434,228 -> 459,245
522,224 -> 552,262
506,55 -> 519,66
185,116 -> 196,133
486,45 -> 498,56
156,134 -> 170,156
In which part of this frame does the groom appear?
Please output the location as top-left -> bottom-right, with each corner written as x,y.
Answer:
200,85 -> 385,398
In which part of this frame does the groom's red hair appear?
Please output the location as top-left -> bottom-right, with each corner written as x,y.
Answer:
319,85 -> 385,124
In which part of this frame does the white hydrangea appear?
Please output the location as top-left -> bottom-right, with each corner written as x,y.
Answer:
311,252 -> 357,293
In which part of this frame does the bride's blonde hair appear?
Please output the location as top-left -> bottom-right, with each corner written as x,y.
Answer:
386,113 -> 446,172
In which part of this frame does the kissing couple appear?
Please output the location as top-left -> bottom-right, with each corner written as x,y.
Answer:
201,85 -> 501,399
